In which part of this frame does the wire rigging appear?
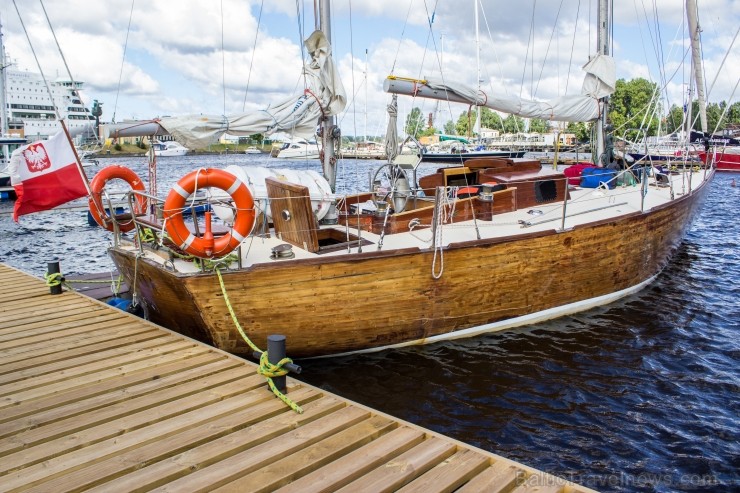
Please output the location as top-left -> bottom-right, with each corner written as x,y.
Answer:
220,0 -> 226,117
533,0 -> 565,98
11,1 -> 59,122
112,0 -> 135,124
389,0 -> 417,76
564,0 -> 581,95
38,0 -> 101,144
519,0 -> 536,100
242,0 -> 264,111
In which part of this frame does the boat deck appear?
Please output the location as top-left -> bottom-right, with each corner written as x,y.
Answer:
0,262 -> 595,492
135,167 -> 710,275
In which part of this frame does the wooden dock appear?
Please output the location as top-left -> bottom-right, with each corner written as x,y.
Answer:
0,262 -> 595,493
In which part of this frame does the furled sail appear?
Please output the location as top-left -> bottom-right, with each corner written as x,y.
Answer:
102,30 -> 346,148
384,54 -> 615,123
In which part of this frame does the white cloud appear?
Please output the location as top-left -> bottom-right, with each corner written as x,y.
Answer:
0,0 -> 736,131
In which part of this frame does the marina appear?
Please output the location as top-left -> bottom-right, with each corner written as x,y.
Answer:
0,261 -> 593,492
1,0 -> 738,490
1,155 -> 737,491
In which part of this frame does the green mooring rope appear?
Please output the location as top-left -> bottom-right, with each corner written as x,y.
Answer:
44,272 -> 63,288
46,272 -> 125,296
215,267 -> 303,414
138,227 -> 156,243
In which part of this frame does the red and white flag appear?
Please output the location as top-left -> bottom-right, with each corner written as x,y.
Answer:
9,132 -> 89,221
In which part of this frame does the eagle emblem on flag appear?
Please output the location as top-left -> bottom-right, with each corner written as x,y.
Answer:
22,143 -> 51,173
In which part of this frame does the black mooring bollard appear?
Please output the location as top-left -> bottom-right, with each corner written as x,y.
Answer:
47,261 -> 62,295
267,334 -> 287,393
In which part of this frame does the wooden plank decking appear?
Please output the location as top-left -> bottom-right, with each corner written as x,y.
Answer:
0,262 -> 596,493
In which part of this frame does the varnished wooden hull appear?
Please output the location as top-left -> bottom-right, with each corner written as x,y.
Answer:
109,180 -> 709,358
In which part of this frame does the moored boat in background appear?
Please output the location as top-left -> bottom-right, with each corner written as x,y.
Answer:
693,131 -> 740,172
699,147 -> 740,171
275,138 -> 321,159
151,140 -> 189,157
421,145 -> 526,163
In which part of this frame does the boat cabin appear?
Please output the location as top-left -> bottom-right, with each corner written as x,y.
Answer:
260,156 -> 569,252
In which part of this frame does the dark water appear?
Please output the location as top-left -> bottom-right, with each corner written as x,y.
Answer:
1,156 -> 738,492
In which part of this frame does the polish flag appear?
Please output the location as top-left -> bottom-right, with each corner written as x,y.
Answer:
9,132 -> 89,221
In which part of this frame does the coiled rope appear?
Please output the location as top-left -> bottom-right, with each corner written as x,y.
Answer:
215,268 -> 303,414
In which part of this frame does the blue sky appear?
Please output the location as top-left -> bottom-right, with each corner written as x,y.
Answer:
1,0 -> 737,137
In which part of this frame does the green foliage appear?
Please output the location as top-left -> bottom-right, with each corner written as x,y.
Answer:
480,108 -> 503,130
529,118 -> 549,133
114,143 -> 122,151
443,120 -> 456,134
663,100 -> 740,135
608,78 -> 661,140
404,107 -> 426,138
726,101 -> 740,125
502,114 -> 525,133
664,104 -> 685,134
705,102 -> 724,133
565,121 -> 591,142
455,110 -> 473,136
453,108 -> 504,137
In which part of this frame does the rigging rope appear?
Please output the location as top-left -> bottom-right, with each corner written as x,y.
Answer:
38,0 -> 101,145
242,0 -> 265,111
11,1 -> 61,123
533,0 -> 565,98
564,0 -> 581,95
112,0 -> 135,123
220,0 -> 227,117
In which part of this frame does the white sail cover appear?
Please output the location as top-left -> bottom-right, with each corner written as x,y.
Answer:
384,54 -> 615,122
103,31 -> 346,147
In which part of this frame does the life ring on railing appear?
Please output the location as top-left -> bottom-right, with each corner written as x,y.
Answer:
163,168 -> 255,258
88,165 -> 147,232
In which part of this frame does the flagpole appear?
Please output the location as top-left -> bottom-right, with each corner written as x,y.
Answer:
60,120 -> 94,196
11,0 -> 93,197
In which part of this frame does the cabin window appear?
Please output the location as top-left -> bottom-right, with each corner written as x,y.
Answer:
534,180 -> 557,202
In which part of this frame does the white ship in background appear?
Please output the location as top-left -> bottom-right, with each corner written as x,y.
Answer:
4,66 -> 97,142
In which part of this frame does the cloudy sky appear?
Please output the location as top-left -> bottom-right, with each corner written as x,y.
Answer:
1,0 -> 737,137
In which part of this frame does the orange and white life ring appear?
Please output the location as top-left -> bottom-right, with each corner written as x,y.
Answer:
163,168 -> 255,258
88,165 -> 147,232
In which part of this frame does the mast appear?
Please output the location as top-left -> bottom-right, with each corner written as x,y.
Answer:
686,0 -> 707,133
364,48 -> 368,144
474,0 -> 481,142
595,0 -> 611,166
319,0 -> 338,192
0,14 -> 8,138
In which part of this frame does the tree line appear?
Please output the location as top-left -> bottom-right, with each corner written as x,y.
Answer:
403,77 -> 740,143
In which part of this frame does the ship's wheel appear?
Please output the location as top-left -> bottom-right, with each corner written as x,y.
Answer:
372,163 -> 411,213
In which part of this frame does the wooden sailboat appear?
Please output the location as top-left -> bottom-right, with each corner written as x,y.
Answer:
96,0 -> 714,358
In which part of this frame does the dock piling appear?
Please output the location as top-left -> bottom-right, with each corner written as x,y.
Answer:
46,260 -> 62,295
268,334 -> 287,392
